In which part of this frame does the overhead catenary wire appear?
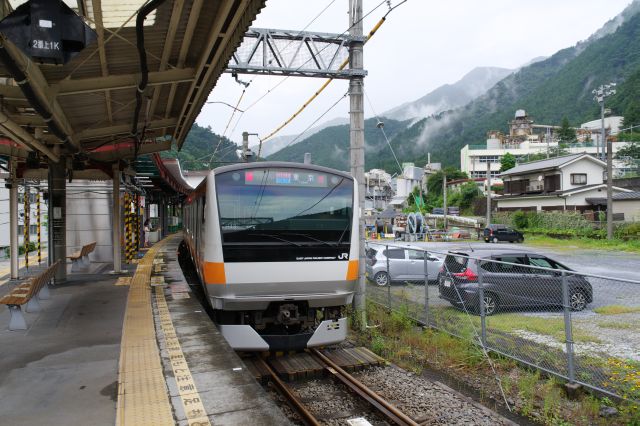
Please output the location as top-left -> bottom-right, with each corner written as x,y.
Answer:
258,0 -> 399,144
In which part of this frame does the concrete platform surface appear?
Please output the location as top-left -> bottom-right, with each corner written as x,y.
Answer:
0,236 -> 290,425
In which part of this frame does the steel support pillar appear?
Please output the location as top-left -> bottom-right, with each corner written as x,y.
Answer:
112,164 -> 122,273
349,0 -> 366,322
9,157 -> 19,279
48,158 -> 67,283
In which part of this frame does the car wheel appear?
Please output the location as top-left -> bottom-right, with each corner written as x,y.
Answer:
569,290 -> 587,311
492,237 -> 499,243
374,271 -> 389,287
517,237 -> 524,243
482,293 -> 499,316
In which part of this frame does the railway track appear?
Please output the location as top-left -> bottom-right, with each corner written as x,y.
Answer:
254,349 -> 419,426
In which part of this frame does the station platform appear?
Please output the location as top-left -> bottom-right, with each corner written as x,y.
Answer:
0,235 -> 290,426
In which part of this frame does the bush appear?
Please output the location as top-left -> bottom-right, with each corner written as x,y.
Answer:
3,241 -> 37,258
512,210 -> 529,229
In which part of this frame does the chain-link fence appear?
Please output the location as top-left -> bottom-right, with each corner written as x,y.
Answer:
365,242 -> 640,401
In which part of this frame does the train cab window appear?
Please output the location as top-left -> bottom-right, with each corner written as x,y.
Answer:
215,167 -> 354,262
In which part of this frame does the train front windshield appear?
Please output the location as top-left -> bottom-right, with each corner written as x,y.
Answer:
216,168 -> 353,262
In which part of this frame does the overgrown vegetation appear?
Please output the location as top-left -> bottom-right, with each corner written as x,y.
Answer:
3,241 -> 37,258
351,302 -> 640,425
493,211 -> 640,251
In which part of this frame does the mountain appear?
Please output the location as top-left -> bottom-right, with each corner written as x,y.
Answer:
267,117 -> 410,171
163,123 -> 239,170
382,66 -> 513,121
257,117 -> 349,157
268,0 -> 640,171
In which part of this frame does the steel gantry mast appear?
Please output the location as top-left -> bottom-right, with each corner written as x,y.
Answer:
226,0 -> 368,320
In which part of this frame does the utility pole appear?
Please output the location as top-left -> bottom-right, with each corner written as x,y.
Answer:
349,0 -> 366,322
442,173 -> 448,230
592,83 -> 616,239
486,163 -> 492,227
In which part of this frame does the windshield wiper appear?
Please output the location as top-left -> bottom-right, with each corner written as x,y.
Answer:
248,232 -> 302,247
281,232 -> 335,248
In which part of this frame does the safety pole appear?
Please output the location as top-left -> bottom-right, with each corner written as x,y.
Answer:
36,190 -> 41,264
23,185 -> 29,269
124,193 -> 131,263
135,193 -> 140,253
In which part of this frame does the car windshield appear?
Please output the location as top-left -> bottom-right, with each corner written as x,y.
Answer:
443,253 -> 468,273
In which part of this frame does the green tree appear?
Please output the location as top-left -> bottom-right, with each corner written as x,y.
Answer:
556,117 -> 577,145
426,167 -> 467,197
500,152 -> 516,172
458,181 -> 480,211
616,141 -> 640,159
622,103 -> 640,129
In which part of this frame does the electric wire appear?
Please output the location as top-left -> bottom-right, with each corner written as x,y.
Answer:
220,0 -> 339,143
257,0 -> 400,144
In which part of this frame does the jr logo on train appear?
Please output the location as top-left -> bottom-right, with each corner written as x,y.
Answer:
183,162 -> 359,351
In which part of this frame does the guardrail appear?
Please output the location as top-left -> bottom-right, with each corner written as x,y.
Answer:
365,242 -> 640,402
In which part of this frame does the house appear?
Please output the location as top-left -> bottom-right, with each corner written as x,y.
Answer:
497,153 -> 631,212
586,192 -> 640,222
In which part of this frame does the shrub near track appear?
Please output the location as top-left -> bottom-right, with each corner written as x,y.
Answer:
350,303 -> 640,425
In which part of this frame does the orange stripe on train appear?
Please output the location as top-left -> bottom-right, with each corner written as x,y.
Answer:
203,262 -> 226,285
346,260 -> 359,280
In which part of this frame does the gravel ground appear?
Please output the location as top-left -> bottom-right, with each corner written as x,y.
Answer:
354,366 -> 513,426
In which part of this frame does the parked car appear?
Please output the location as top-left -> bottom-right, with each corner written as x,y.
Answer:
437,249 -> 593,315
483,224 -> 524,243
365,244 -> 444,286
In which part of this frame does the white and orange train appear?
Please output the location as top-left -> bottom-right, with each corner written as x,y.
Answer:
183,162 -> 359,351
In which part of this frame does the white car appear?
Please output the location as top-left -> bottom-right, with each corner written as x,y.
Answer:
365,243 -> 444,286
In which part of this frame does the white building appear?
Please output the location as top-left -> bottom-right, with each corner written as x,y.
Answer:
460,111 -> 630,179
365,169 -> 392,210
497,153 -> 631,212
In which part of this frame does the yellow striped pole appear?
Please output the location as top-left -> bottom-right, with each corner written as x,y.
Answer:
23,186 -> 29,269
124,193 -> 131,263
36,190 -> 41,264
134,193 -> 140,253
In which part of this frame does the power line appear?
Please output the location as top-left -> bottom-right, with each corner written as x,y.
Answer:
258,0 -> 404,143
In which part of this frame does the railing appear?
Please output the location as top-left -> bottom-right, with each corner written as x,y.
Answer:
365,242 -> 640,402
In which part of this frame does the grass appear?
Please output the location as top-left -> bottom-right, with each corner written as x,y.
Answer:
353,303 -> 640,425
523,234 -> 640,253
354,302 -> 640,425
597,320 -> 637,330
594,305 -> 640,315
431,306 -> 601,343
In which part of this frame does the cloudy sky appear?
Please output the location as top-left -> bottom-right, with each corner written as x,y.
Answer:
197,0 -> 633,147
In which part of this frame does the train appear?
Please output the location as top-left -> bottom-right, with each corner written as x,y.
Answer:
183,162 -> 359,351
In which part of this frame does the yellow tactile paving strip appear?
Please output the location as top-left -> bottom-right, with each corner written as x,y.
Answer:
156,287 -> 211,426
115,238 -> 175,426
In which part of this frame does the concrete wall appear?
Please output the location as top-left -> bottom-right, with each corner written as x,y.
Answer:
614,200 -> 640,222
561,159 -> 604,190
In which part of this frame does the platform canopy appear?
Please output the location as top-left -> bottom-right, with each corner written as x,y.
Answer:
0,0 -> 264,165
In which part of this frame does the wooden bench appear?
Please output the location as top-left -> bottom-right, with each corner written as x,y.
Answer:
67,241 -> 96,272
0,260 -> 60,330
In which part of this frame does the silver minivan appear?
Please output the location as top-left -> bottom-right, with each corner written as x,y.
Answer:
365,244 -> 444,286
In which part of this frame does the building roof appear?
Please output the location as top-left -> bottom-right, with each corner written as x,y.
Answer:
500,153 -> 603,177
586,191 -> 640,205
0,1 -> 265,163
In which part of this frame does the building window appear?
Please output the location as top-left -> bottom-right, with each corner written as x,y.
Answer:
570,173 -> 587,185
478,155 -> 501,163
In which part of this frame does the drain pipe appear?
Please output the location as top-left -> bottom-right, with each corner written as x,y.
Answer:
0,42 -> 75,156
131,0 -> 168,158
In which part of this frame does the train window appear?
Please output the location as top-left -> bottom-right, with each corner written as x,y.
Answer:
216,167 -> 354,248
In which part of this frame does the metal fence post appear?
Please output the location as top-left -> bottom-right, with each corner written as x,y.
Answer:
476,259 -> 487,348
386,245 -> 391,311
562,271 -> 576,383
424,250 -> 429,326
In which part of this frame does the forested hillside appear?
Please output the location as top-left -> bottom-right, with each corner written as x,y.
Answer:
267,117 -> 409,171
162,123 -> 239,170
267,4 -> 640,170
